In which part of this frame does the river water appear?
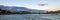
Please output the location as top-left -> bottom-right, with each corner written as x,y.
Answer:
0,14 -> 60,20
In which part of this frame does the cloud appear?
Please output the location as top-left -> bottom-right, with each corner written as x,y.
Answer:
37,4 -> 48,6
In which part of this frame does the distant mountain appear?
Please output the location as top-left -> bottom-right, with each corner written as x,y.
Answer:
0,5 -> 47,13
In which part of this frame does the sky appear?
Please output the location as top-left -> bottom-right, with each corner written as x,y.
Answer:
0,0 -> 60,11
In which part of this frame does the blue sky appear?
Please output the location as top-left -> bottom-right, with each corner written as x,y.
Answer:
0,0 -> 60,11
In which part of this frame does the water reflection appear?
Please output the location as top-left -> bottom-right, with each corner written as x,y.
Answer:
0,14 -> 60,20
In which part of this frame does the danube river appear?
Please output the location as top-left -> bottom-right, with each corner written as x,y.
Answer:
0,14 -> 60,20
